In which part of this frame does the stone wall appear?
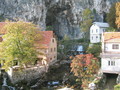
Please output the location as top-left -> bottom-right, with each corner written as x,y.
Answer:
7,66 -> 47,84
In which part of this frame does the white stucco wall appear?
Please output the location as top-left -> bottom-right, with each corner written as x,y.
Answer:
90,24 -> 107,43
90,25 -> 106,43
101,58 -> 120,73
104,43 -> 120,53
90,24 -> 100,35
90,25 -> 101,43
90,25 -> 100,43
90,34 -> 100,43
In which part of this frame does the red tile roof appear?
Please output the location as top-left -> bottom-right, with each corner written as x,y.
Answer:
103,32 -> 120,42
0,22 -> 6,34
41,31 -> 53,45
35,31 -> 54,48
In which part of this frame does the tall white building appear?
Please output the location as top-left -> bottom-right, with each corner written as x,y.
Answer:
101,32 -> 120,74
90,22 -> 109,43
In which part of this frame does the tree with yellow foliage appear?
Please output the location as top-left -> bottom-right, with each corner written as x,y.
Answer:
116,2 -> 120,28
0,21 -> 41,69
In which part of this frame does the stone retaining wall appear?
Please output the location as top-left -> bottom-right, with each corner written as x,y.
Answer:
7,66 -> 47,84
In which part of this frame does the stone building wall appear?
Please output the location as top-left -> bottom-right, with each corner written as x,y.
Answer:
7,66 -> 47,84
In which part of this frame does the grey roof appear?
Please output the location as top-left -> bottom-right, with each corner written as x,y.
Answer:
93,22 -> 109,28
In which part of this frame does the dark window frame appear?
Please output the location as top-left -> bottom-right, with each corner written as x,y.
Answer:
112,44 -> 119,49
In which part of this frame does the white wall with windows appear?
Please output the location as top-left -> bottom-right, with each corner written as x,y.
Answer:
90,34 -> 100,43
104,43 -> 120,53
90,22 -> 109,43
90,25 -> 101,43
101,58 -> 120,73
90,25 -> 100,34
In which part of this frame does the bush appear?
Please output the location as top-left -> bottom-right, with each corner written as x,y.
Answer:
87,43 -> 101,58
114,84 -> 120,90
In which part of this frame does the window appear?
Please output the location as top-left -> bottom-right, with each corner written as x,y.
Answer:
96,29 -> 98,33
111,61 -> 113,65
96,36 -> 98,38
108,61 -> 115,66
112,44 -> 119,49
92,36 -> 93,40
108,61 -> 110,66
92,30 -> 93,33
52,39 -> 54,43
51,48 -> 53,52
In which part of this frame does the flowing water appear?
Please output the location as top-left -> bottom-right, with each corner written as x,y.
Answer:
2,77 -> 15,90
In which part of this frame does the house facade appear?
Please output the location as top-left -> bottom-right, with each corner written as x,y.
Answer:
101,32 -> 120,74
90,22 -> 109,43
36,31 -> 57,65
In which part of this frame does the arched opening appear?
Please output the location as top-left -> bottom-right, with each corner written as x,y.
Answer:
104,73 -> 118,89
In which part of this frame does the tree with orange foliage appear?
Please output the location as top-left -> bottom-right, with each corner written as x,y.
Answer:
116,2 -> 120,28
71,54 -> 99,88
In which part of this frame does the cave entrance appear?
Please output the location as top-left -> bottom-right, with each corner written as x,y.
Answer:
46,8 -> 57,31
104,73 -> 118,89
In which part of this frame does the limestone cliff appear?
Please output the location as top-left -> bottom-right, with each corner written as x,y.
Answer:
0,0 -> 119,39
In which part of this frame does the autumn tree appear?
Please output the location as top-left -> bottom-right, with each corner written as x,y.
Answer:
0,21 -> 41,69
80,8 -> 94,42
106,3 -> 117,29
71,54 -> 99,88
116,2 -> 120,29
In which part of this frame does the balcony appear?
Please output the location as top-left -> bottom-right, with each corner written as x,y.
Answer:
100,52 -> 120,58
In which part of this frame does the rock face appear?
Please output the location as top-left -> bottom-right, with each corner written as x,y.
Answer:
0,0 -> 119,39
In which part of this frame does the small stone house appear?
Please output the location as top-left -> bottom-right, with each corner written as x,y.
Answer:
101,32 -> 120,74
90,22 -> 109,43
